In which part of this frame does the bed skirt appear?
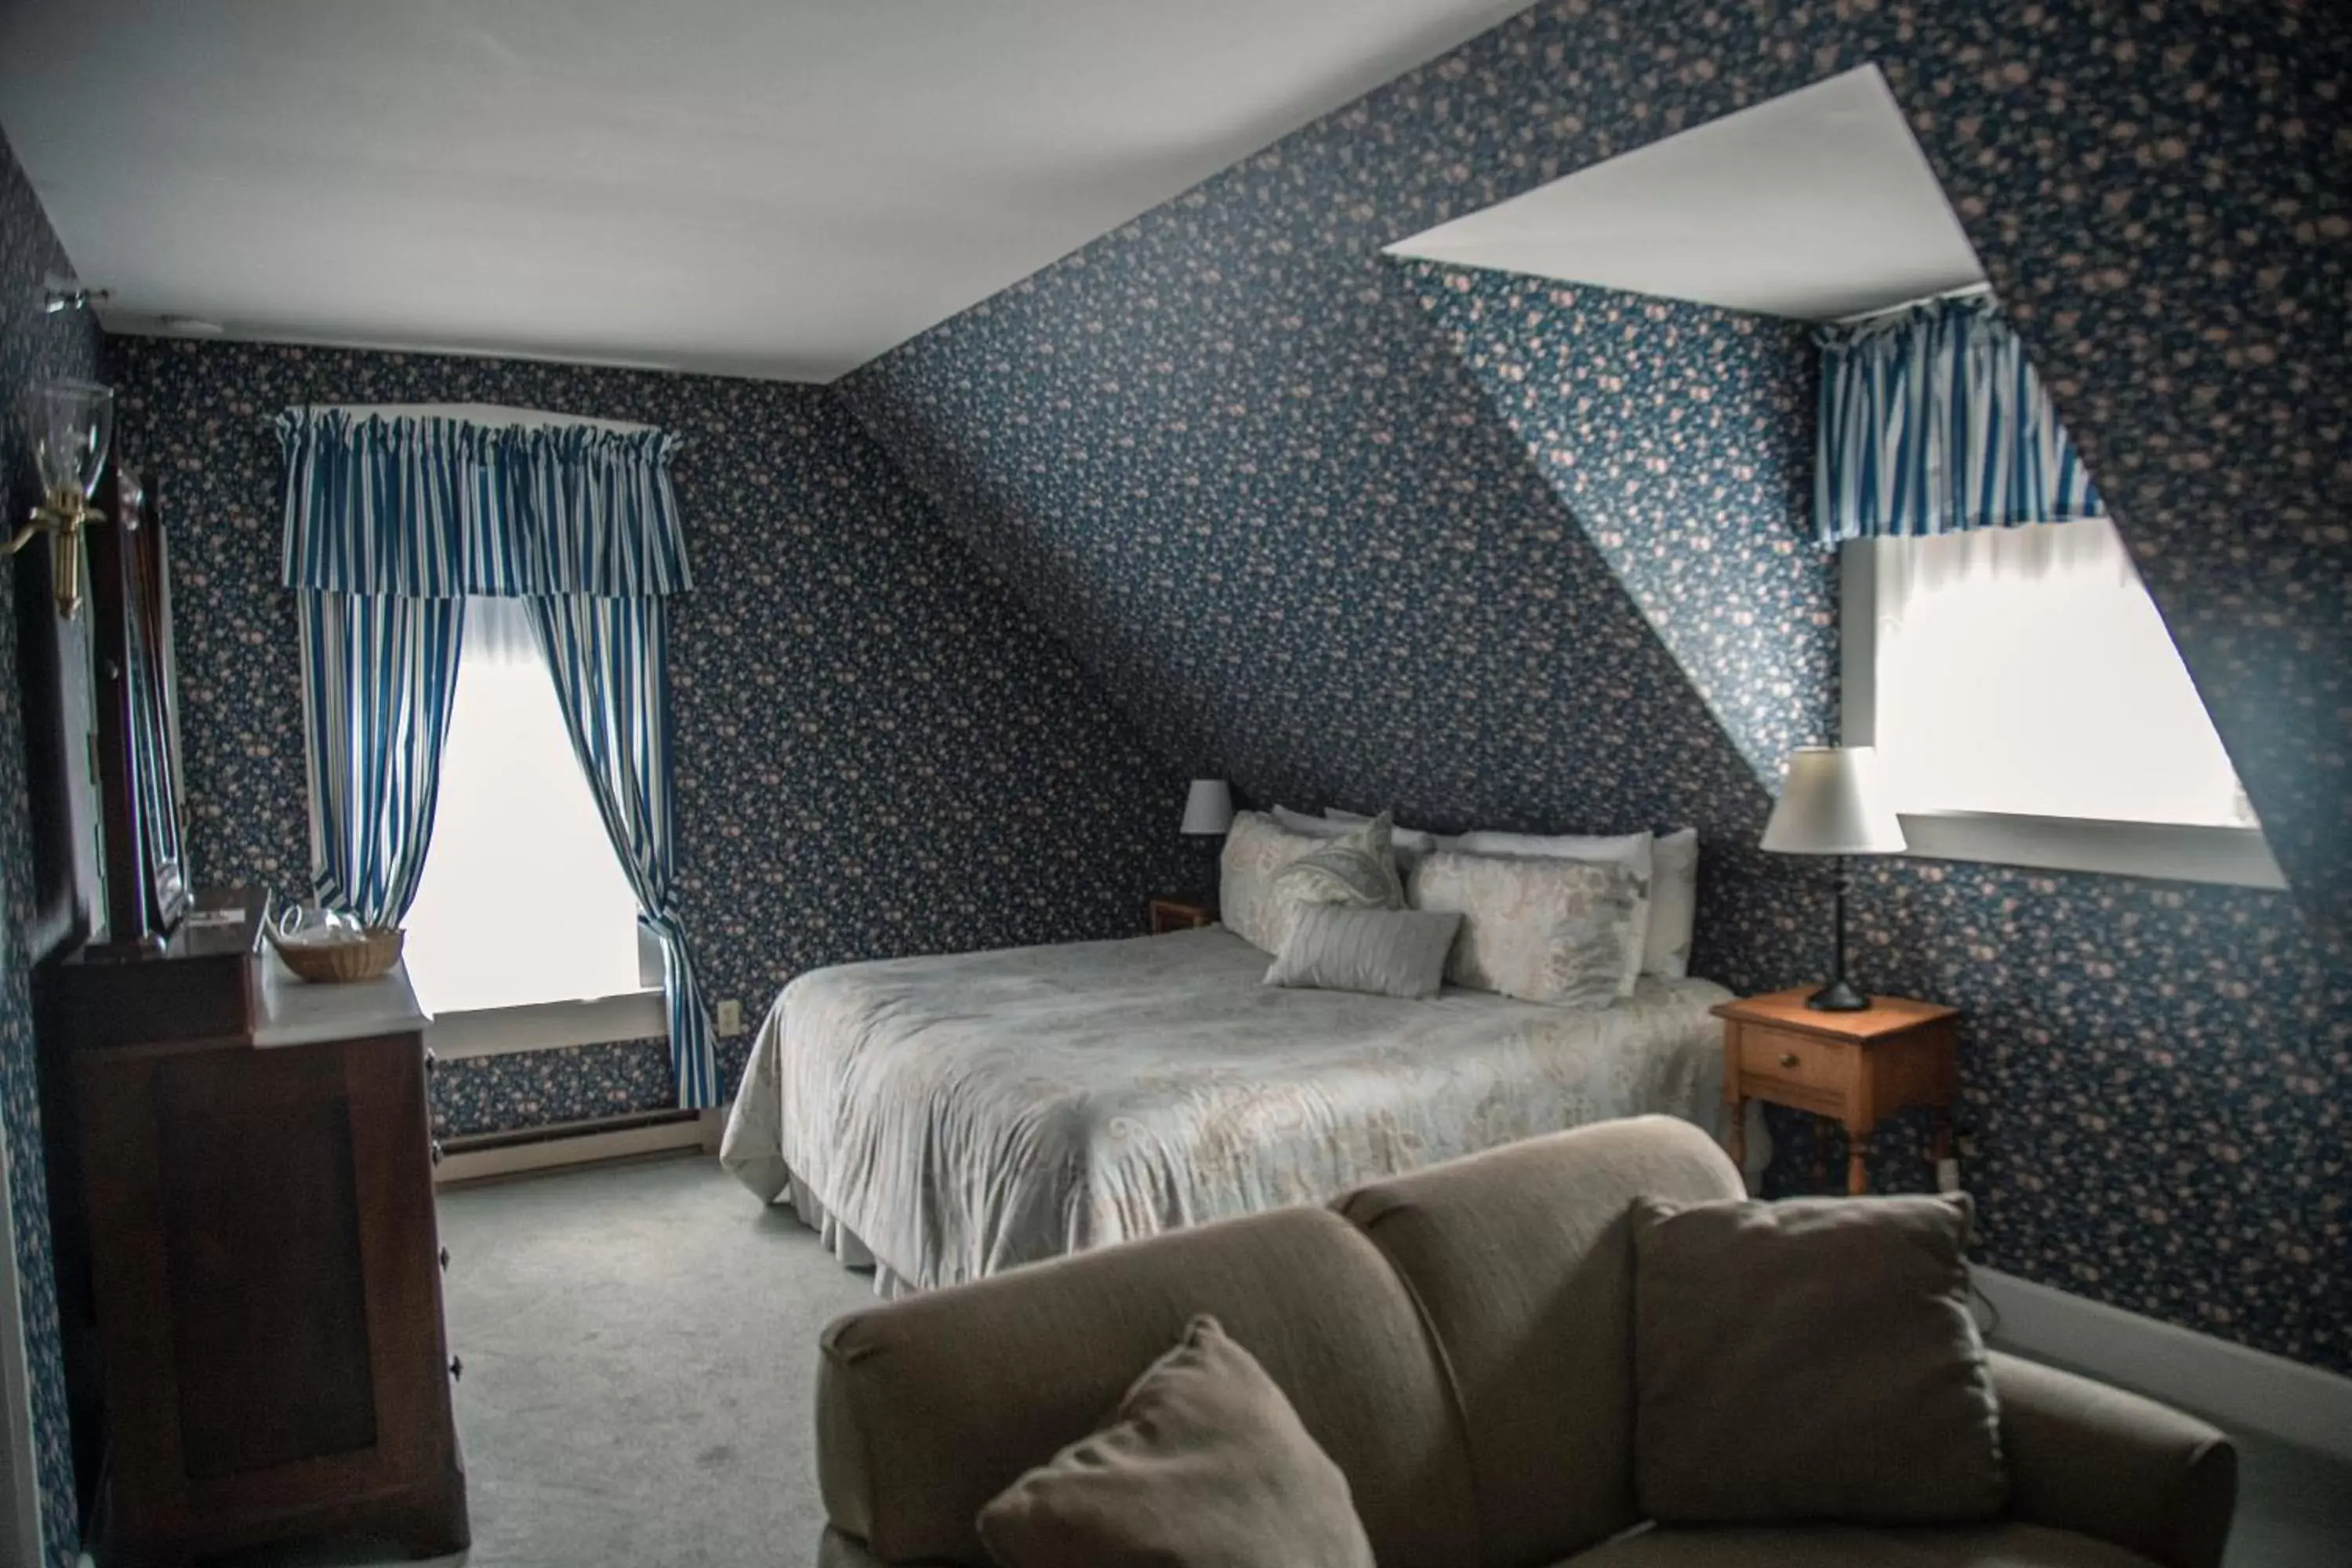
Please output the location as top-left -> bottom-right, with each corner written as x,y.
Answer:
781,1174 -> 918,1298
762,1101 -> 1769,1303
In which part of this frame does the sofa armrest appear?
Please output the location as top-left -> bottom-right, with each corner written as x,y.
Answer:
1991,1351 -> 2237,1568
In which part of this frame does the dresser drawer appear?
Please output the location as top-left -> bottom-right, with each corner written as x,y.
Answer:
1735,1025 -> 1855,1105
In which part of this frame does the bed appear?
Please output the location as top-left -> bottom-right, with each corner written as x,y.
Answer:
720,924 -> 1733,1294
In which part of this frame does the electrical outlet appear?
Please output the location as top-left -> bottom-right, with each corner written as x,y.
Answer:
1936,1156 -> 1962,1194
715,998 -> 744,1036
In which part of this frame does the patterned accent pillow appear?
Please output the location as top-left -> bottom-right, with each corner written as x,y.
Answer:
1219,811 -> 1337,954
1273,812 -> 1405,912
1264,906 -> 1464,1000
1407,849 -> 1646,1007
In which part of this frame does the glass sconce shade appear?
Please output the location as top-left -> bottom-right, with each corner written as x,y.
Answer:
26,379 -> 114,499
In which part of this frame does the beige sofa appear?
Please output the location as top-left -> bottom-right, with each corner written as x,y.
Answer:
814,1116 -> 2236,1568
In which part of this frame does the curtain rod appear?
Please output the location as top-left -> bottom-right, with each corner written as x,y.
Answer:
1832,281 -> 1995,327
270,402 -> 660,435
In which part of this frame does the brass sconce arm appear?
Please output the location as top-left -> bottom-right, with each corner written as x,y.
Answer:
8,485 -> 107,619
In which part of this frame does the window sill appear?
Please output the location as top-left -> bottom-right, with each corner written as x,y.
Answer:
1893,810 -> 2286,891
426,988 -> 667,1061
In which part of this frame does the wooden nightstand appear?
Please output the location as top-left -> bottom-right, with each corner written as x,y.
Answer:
1148,897 -> 1218,935
1711,989 -> 1958,1196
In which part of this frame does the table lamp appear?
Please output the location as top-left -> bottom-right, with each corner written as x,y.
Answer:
1181,779 -> 1234,837
1760,746 -> 1906,1011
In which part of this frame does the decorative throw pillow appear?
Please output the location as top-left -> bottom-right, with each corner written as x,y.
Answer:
1406,849 -> 1644,1006
1264,906 -> 1463,1000
1320,807 -> 1451,855
1219,811 -> 1335,954
1273,812 -> 1405,912
1448,828 -> 1657,981
976,1316 -> 1376,1568
1631,1193 -> 2006,1526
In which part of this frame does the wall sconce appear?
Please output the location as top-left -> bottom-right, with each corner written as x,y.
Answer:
9,379 -> 114,619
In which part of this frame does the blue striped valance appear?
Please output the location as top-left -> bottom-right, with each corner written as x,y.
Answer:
1815,296 -> 2105,543
278,409 -> 691,596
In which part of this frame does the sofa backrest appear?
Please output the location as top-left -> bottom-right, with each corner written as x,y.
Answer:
1334,1116 -> 1745,1568
815,1202 -> 1479,1568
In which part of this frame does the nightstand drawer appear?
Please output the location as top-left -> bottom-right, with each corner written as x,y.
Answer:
1736,1025 -> 1854,1102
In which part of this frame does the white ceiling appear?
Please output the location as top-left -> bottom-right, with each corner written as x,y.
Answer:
1385,67 -> 1986,321
0,0 -> 1530,382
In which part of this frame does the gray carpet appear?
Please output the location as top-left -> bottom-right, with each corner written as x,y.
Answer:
238,1152 -> 2349,1568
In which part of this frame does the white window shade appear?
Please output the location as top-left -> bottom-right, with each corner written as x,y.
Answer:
1844,517 -> 2282,887
1864,517 -> 2254,826
402,597 -> 648,1015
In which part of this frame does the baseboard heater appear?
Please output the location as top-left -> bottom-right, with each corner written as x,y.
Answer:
435,1106 -> 717,1185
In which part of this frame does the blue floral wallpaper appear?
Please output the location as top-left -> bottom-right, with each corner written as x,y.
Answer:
109,338 -> 1200,1127
842,2 -> 2351,1374
1406,263 -> 1830,788
1,132 -> 100,1568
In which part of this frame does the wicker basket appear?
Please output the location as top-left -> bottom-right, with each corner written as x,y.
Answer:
267,925 -> 405,985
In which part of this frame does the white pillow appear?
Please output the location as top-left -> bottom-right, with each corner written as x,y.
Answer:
1271,805 -> 1352,838
1646,829 -> 1700,978
1320,807 -> 1449,855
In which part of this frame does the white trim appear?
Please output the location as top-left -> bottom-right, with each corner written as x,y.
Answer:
1897,810 -> 2285,890
1974,1266 -> 2352,1463
434,1111 -> 720,1186
426,988 -> 666,1060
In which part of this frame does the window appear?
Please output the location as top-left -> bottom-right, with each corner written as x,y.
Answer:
401,597 -> 653,1016
1842,517 -> 2283,887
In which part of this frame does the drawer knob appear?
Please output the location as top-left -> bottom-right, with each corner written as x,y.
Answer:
438,1246 -> 450,1272
1778,1051 -> 1800,1069
449,1356 -> 463,1382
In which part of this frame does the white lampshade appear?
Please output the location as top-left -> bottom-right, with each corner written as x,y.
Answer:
1181,779 -> 1235,837
1760,747 -> 1907,856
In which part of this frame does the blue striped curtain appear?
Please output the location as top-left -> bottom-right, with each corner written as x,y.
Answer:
278,412 -> 690,595
526,593 -> 718,1108
298,593 -> 467,925
1815,296 -> 2105,542
281,408 -> 713,1108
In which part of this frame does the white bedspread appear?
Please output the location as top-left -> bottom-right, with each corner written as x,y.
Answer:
720,926 -> 1732,1292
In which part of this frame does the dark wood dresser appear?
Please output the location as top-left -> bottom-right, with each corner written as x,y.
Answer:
47,891 -> 467,1566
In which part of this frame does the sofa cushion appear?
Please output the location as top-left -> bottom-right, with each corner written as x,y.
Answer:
1561,1520 -> 2161,1568
1632,1193 -> 2005,1526
977,1315 -> 1376,1568
1335,1116 -> 1745,1568
818,1203 -> 1476,1567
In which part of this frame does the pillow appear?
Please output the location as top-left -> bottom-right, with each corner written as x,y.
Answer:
1219,811 -> 1333,953
1447,827 -> 1655,980
1271,804 -> 1352,838
1406,850 -> 1644,1006
1320,806 -> 1450,855
1646,827 -> 1699,977
976,1316 -> 1375,1568
1265,906 -> 1463,1000
1272,813 -> 1404,911
1631,1193 -> 2005,1526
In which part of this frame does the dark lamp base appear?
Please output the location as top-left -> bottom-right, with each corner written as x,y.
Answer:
1806,978 -> 1871,1013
